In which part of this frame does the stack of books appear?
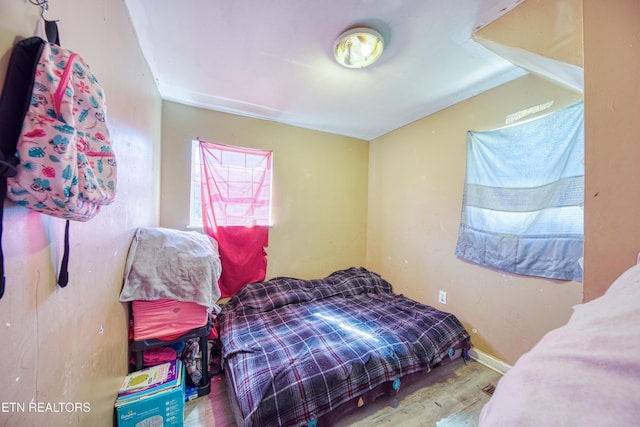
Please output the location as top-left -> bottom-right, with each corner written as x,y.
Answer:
115,360 -> 185,427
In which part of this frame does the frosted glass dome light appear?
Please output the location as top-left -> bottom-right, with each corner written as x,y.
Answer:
334,27 -> 384,69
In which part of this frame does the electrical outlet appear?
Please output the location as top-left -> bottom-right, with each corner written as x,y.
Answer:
438,290 -> 447,305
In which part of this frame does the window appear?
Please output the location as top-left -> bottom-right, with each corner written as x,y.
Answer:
193,140 -> 273,297
455,101 -> 584,282
190,140 -> 272,228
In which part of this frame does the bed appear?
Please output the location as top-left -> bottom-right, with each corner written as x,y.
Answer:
218,267 -> 471,427
478,259 -> 640,426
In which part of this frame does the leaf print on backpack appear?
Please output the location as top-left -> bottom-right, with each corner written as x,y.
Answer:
53,123 -> 75,134
78,109 -> 89,122
28,147 -> 46,158
33,81 -> 47,92
42,166 -> 56,178
62,165 -> 73,181
21,161 -> 36,172
89,95 -> 99,109
73,62 -> 85,79
8,187 -> 29,200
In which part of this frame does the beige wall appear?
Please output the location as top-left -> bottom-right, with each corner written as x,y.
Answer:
160,101 -> 369,280
478,0 -> 583,68
367,0 -> 586,365
367,75 -> 583,365
583,0 -> 640,301
0,1 -> 162,426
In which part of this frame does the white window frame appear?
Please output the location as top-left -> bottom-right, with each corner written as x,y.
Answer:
189,140 -> 203,228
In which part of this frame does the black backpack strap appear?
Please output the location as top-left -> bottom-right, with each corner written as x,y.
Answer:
0,178 -> 6,299
0,37 -> 45,167
57,219 -> 70,287
44,19 -> 59,45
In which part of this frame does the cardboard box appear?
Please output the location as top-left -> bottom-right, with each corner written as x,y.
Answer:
116,375 -> 185,427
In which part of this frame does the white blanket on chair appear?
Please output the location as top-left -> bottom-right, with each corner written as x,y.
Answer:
119,227 -> 222,312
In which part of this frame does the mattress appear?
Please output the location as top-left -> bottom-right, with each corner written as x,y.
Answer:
219,267 -> 471,426
132,298 -> 208,341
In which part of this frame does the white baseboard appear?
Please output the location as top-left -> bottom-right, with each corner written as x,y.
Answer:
468,348 -> 511,375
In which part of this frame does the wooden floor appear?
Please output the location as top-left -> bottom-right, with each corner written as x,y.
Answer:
183,358 -> 502,427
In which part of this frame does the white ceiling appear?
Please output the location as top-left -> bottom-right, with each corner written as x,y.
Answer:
125,0 -> 529,141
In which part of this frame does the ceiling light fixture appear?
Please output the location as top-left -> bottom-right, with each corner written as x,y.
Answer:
334,27 -> 384,69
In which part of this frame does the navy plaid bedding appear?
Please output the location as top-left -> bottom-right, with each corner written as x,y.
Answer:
219,267 -> 471,427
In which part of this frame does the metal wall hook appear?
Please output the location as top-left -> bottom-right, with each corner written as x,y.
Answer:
28,0 -> 49,19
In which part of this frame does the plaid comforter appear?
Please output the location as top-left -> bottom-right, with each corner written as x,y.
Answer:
219,267 -> 470,427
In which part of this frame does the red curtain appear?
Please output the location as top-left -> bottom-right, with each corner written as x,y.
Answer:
212,226 -> 268,297
199,141 -> 272,297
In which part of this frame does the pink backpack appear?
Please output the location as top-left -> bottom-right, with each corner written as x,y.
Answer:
1,30 -> 116,292
7,43 -> 116,220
